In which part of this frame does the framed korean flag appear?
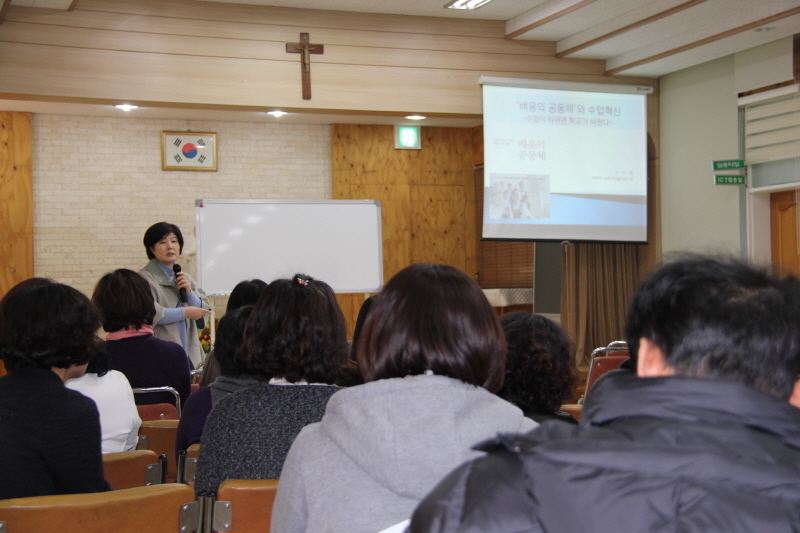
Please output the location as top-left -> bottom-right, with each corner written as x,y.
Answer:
162,131 -> 218,171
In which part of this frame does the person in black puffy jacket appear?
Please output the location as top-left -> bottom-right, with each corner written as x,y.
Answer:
410,255 -> 800,533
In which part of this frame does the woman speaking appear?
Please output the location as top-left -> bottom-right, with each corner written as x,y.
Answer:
139,222 -> 211,368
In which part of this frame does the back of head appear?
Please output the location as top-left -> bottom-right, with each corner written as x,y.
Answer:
240,274 -> 348,383
625,255 -> 800,400
0,278 -> 101,371
498,312 -> 578,413
215,305 -> 254,378
92,269 -> 156,332
226,279 -> 268,313
358,263 -> 506,392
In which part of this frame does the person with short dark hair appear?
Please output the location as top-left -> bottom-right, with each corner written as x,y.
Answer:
139,222 -> 211,368
194,274 -> 348,493
410,256 -> 800,533
0,278 -> 111,500
93,268 -> 191,407
271,263 -> 536,533
66,350 -> 142,454
175,305 -> 260,455
498,312 -> 579,424
198,278 -> 267,387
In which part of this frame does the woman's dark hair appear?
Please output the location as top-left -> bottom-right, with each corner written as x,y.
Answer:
357,263 -> 506,393
0,278 -> 102,371
240,274 -> 348,384
92,269 -> 156,332
497,312 -> 578,413
143,222 -> 184,260
349,295 -> 375,362
85,351 -> 112,377
215,306 -> 254,379
226,279 -> 267,314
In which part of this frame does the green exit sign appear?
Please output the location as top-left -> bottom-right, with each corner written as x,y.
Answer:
715,175 -> 745,185
394,125 -> 421,150
713,159 -> 744,171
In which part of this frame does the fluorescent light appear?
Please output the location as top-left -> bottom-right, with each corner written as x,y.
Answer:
268,111 -> 287,117
405,115 -> 426,120
114,104 -> 138,111
444,0 -> 493,10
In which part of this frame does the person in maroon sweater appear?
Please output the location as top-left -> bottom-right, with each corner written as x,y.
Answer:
92,269 -> 190,407
0,278 -> 110,499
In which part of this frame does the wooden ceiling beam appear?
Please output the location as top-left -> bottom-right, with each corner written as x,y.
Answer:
555,0 -> 708,58
506,0 -> 598,40
606,6 -> 800,76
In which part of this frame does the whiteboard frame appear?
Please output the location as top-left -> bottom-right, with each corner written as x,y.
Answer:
195,199 -> 383,295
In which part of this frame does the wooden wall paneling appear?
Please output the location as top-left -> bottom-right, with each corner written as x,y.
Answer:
409,185 -> 466,270
0,111 -> 33,378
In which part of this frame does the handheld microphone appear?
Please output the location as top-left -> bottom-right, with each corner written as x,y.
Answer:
173,263 -> 188,304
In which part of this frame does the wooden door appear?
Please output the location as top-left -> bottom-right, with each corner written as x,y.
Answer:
771,190 -> 800,277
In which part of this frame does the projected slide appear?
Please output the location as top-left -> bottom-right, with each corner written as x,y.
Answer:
482,80 -> 649,243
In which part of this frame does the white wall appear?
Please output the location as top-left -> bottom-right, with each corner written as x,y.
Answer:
659,55 -> 742,255
32,114 -> 331,311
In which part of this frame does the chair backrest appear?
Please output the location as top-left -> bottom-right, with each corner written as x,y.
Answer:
137,403 -> 180,422
138,420 -> 180,480
559,403 -> 582,423
582,353 -> 629,402
0,484 -> 198,533
212,479 -> 280,533
133,387 -> 181,419
103,450 -> 163,490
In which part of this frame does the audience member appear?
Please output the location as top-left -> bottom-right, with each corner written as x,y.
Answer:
410,256 -> 800,533
271,263 -> 536,533
175,305 -> 259,455
66,351 -> 142,453
139,222 -> 211,368
498,312 -> 579,424
194,274 -> 348,493
199,278 -> 267,387
0,278 -> 110,499
92,268 -> 191,407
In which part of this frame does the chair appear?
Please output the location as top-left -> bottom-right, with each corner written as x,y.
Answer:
560,404 -> 582,423
138,420 -> 180,481
0,484 -> 199,533
133,387 -> 181,419
178,444 -> 201,484
210,479 -> 280,533
578,341 -> 630,404
103,450 -> 164,490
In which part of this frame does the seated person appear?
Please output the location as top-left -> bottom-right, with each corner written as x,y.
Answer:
66,351 -> 142,453
498,312 -> 579,424
199,278 -> 266,387
194,274 -> 348,493
410,256 -> 800,533
271,263 -> 536,533
92,268 -> 190,407
175,305 -> 260,455
0,278 -> 110,499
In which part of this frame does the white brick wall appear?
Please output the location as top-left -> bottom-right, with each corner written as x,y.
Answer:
32,115 -> 332,313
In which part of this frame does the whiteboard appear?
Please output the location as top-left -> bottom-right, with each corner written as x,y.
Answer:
195,200 -> 383,294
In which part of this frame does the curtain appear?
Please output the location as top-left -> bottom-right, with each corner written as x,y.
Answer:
561,242 -> 640,365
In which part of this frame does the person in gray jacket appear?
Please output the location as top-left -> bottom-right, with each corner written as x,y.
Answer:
271,263 -> 537,533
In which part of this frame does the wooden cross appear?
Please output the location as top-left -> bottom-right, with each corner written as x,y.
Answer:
286,33 -> 324,100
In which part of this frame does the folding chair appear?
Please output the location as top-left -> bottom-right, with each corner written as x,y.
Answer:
177,444 -> 201,485
0,484 -> 199,533
102,450 -> 164,490
138,420 -> 180,481
578,341 -> 629,404
133,387 -> 181,420
207,479 -> 280,533
559,404 -> 582,422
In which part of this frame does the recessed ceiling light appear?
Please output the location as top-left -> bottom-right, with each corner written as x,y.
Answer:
405,115 -> 426,120
114,104 -> 138,111
755,26 -> 776,32
268,111 -> 288,117
444,0 -> 493,10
